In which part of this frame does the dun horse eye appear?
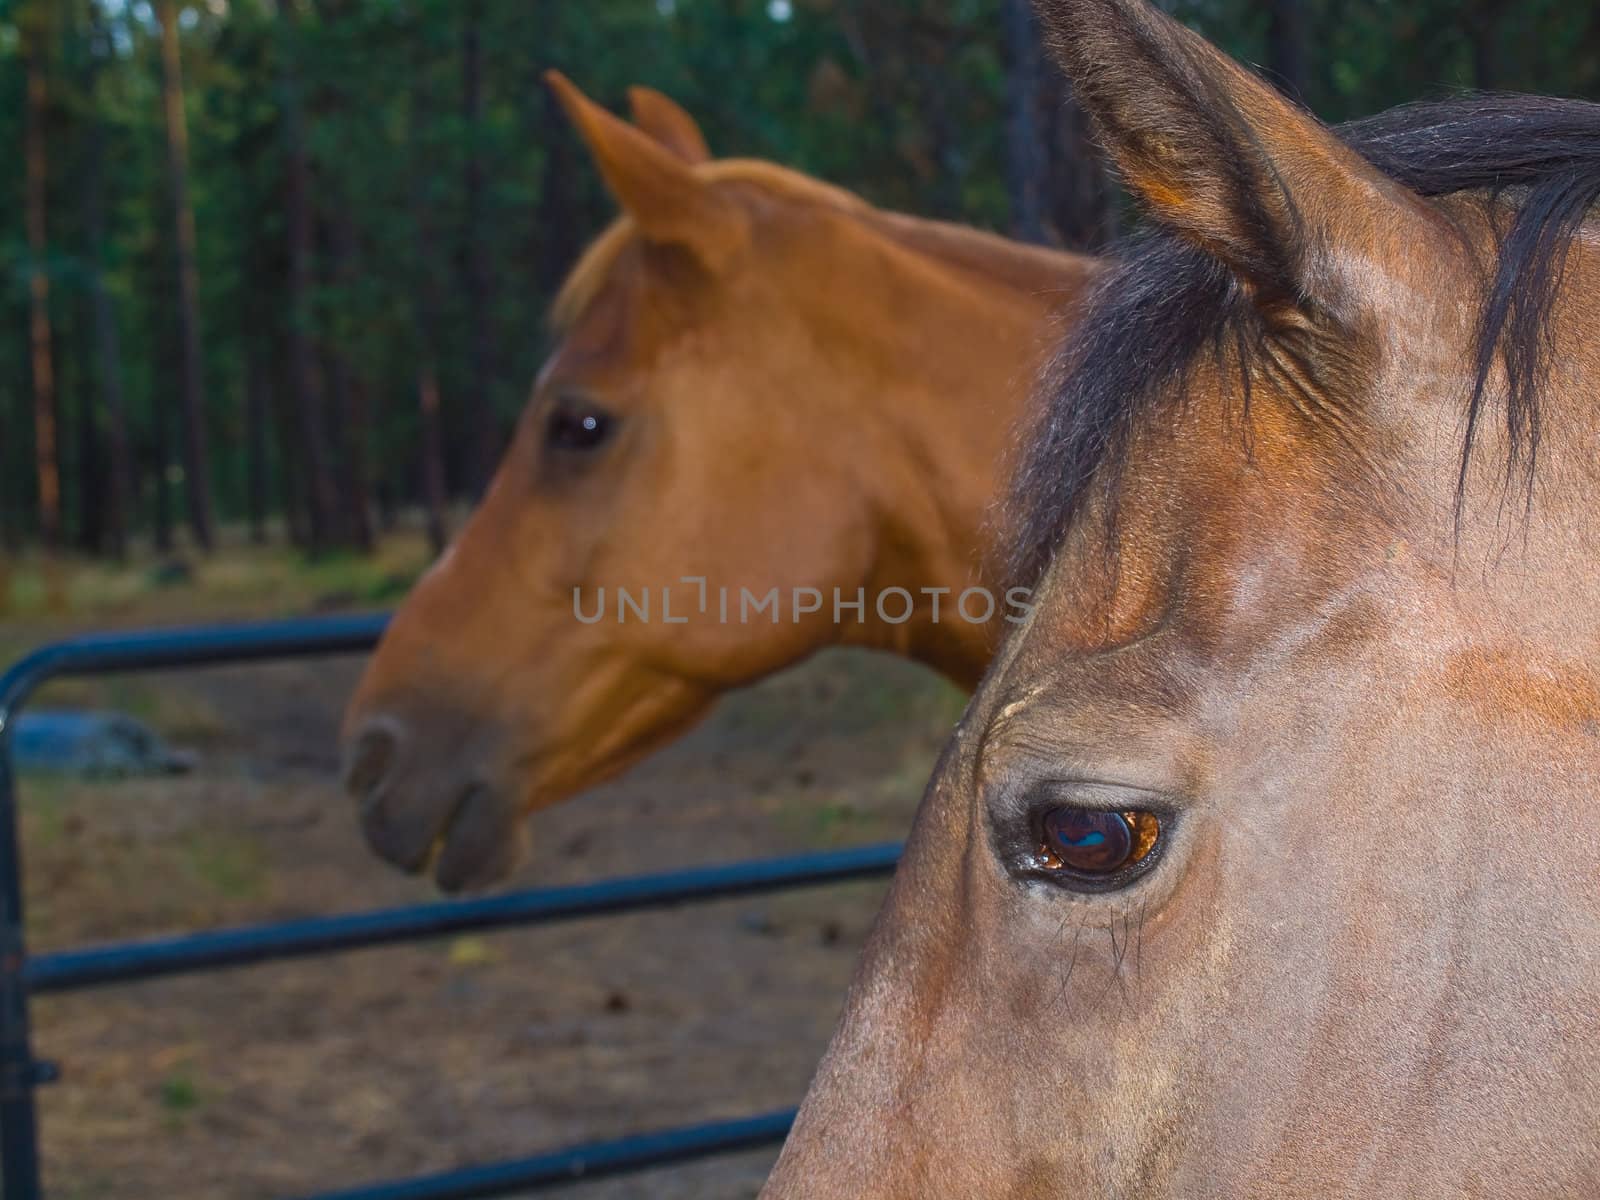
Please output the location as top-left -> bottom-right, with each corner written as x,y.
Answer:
1037,808 -> 1160,877
546,402 -> 615,451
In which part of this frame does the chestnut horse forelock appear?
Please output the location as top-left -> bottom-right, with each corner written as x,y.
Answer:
762,2 -> 1600,1197
339,75 -> 1100,891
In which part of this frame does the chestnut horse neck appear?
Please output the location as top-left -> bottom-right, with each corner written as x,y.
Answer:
559,160 -> 1098,686
552,159 -> 1083,330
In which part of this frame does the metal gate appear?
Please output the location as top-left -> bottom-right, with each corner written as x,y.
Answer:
0,613 -> 900,1199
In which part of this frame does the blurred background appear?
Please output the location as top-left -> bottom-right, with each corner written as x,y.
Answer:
4,0 -> 1599,591
3,2 -> 1600,1197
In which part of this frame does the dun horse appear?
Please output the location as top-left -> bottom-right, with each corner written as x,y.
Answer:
763,1 -> 1600,1195
341,77 -> 1098,890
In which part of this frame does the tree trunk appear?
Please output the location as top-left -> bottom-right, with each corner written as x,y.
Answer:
836,1 -> 903,202
245,355 -> 271,545
1002,0 -> 1048,244
321,211 -> 374,551
84,0 -> 133,559
0,378 -> 12,611
1043,71 -> 1119,251
73,297 -> 109,554
275,0 -> 340,554
418,366 -> 450,555
1001,0 -> 1116,251
151,364 -> 174,554
344,373 -> 375,549
1267,0 -> 1310,102
156,0 -> 216,551
410,26 -> 450,552
23,9 -> 61,551
376,481 -> 397,533
1586,6 -> 1600,98
1466,0 -> 1511,90
535,78 -> 578,297
0,354 -> 19,610
268,341 -> 311,549
1317,0 -> 1348,111
461,0 -> 499,496
309,0 -> 373,551
907,16 -> 963,220
320,340 -> 365,546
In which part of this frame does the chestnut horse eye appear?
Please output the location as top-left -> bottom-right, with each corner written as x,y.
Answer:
1038,808 -> 1160,876
546,402 -> 615,451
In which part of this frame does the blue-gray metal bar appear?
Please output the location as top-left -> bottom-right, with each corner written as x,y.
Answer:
27,842 -> 901,994
0,612 -> 390,729
0,615 -> 900,1200
0,615 -> 389,1200
0,719 -> 40,1200
294,1109 -> 796,1200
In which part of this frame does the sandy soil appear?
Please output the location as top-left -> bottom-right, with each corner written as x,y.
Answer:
15,637 -> 964,1199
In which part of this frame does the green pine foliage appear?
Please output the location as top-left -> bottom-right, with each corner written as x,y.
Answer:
1,0 -> 1597,553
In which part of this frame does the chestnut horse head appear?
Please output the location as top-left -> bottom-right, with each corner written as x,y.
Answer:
341,77 -> 1096,890
764,2 -> 1600,1194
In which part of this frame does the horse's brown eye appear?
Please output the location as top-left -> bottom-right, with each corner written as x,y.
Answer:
546,402 -> 615,451
1038,808 -> 1160,875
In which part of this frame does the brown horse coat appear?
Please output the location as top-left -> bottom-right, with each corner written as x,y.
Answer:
341,79 -> 1098,890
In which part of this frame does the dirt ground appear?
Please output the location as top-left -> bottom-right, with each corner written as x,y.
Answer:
9,571 -> 964,1199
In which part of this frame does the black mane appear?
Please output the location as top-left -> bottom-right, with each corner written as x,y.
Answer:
1007,94 -> 1600,587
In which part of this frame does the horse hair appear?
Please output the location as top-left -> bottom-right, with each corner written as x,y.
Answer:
1006,94 -> 1600,587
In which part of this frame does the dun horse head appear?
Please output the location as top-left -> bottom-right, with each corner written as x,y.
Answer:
340,78 -> 1095,890
763,1 -> 1600,1194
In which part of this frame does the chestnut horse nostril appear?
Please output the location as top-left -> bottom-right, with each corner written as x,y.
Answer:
343,724 -> 399,799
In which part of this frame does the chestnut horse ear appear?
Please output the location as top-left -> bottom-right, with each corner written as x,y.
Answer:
626,85 -> 712,164
1035,0 -> 1424,306
545,70 -> 745,268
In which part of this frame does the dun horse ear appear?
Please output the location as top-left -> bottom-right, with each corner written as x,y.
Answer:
1035,0 -> 1421,308
545,71 -> 745,269
626,86 -> 713,165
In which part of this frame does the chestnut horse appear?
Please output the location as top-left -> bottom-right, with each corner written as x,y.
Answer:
341,77 -> 1098,890
763,1 -> 1600,1195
